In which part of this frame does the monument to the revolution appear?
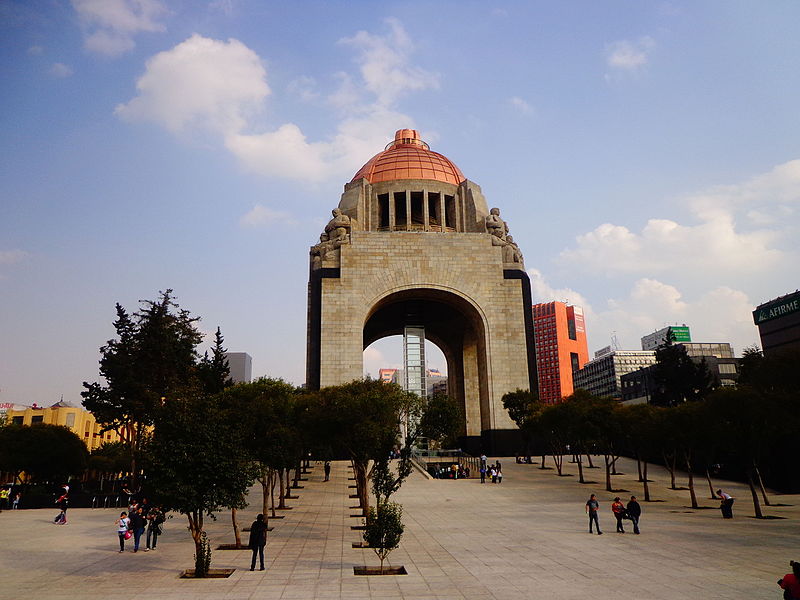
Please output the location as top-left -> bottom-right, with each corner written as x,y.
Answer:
306,129 -> 536,452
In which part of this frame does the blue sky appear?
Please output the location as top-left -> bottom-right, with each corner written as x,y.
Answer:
2,1 -> 799,406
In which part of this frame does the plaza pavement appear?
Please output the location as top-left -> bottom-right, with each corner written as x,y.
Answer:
0,456 -> 797,600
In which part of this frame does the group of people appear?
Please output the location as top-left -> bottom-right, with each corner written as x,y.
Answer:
430,463 -> 471,479
479,457 -> 503,484
114,498 -> 165,553
585,494 -> 642,535
0,486 -> 21,510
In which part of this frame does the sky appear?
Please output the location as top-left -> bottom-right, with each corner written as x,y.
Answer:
1,1 -> 799,406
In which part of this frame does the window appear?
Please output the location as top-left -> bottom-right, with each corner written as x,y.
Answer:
428,193 -> 440,226
444,195 -> 456,229
378,193 -> 390,228
394,192 -> 407,228
65,413 -> 75,428
410,191 -> 424,225
718,363 -> 737,374
12,416 -> 23,425
31,415 -> 44,423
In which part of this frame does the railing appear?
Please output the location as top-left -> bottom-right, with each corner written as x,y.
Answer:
411,448 -> 481,479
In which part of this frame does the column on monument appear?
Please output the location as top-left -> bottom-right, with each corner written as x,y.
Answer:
405,190 -> 411,231
422,188 -> 430,231
439,194 -> 446,232
388,191 -> 396,230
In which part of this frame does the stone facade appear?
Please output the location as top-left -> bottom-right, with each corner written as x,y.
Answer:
306,131 -> 535,452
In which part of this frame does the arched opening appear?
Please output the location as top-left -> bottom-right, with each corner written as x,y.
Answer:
363,335 -> 448,390
362,288 -> 491,436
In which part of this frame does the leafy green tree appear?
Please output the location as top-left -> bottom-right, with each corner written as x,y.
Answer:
501,388 -> 543,460
363,501 -> 404,574
315,380 -> 417,517
0,424 -> 88,483
419,393 -> 463,449
651,338 -> 714,406
82,290 -> 204,488
145,388 -> 255,577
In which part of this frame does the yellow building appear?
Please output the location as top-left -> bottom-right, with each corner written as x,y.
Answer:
5,400 -> 122,450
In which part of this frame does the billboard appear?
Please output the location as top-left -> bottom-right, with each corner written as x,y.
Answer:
669,326 -> 691,343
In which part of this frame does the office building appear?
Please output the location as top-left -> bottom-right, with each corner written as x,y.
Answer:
753,291 -> 800,355
573,350 -> 657,400
532,302 -> 589,403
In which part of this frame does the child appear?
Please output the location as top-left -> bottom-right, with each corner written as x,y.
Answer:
116,512 -> 131,552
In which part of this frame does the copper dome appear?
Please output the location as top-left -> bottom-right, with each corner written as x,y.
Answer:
351,129 -> 466,185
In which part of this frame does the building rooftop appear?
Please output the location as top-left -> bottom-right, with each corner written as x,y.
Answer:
351,129 -> 466,185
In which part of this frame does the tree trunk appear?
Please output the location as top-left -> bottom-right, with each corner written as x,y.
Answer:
685,451 -> 698,509
604,454 -> 612,492
539,455 -> 547,470
353,460 -> 370,516
637,455 -> 643,482
553,452 -> 563,476
577,454 -> 585,483
269,470 -> 277,518
586,454 -> 594,468
277,468 -> 286,509
187,511 -> 206,576
705,468 -> 716,500
232,507 -> 242,547
746,467 -> 764,519
754,463 -> 771,506
663,451 -> 677,489
611,456 -> 619,475
643,461 -> 651,502
285,469 -> 291,497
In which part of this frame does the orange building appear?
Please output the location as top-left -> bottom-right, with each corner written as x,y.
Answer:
532,302 -> 589,404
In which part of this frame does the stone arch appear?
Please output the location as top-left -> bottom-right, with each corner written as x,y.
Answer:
362,286 -> 494,434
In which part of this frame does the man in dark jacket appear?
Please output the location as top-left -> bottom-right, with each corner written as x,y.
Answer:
248,514 -> 268,571
627,496 -> 641,534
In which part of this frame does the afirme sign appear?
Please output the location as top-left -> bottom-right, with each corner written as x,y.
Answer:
753,292 -> 800,325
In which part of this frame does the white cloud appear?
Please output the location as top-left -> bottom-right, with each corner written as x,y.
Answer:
115,34 -> 269,134
239,204 -> 293,228
72,0 -> 167,57
49,63 -> 74,78
339,17 -> 439,108
119,21 -> 436,183
287,75 -> 319,102
362,345 -> 386,378
509,96 -> 534,115
559,159 -> 799,281
606,36 -> 655,71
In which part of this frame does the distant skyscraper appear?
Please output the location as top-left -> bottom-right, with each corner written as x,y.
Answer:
532,302 -> 589,404
641,325 -> 692,350
224,352 -> 252,383
573,350 -> 657,400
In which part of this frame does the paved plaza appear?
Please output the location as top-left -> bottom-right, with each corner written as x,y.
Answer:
0,457 -> 797,599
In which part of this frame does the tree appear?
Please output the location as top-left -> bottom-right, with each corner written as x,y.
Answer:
197,327 -> 232,394
82,290 -> 204,488
650,337 -> 714,407
617,403 -> 662,501
419,393 -> 463,449
145,388 -> 255,577
315,380 -> 416,517
0,424 -> 88,483
501,388 -> 543,460
363,501 -> 404,574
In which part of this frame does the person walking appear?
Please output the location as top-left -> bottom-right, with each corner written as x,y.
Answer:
626,496 -> 641,534
0,486 -> 9,509
496,466 -> 503,484
12,492 -> 21,509
716,489 -> 734,518
248,514 -> 268,571
115,512 -> 130,553
778,560 -> 800,600
586,494 -> 602,535
145,505 -> 165,551
611,497 -> 626,533
129,506 -> 146,552
323,461 -> 331,482
479,463 -> 486,483
54,491 -> 68,524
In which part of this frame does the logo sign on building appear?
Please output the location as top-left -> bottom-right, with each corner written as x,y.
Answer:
753,292 -> 800,325
670,326 -> 691,343
573,307 -> 585,334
